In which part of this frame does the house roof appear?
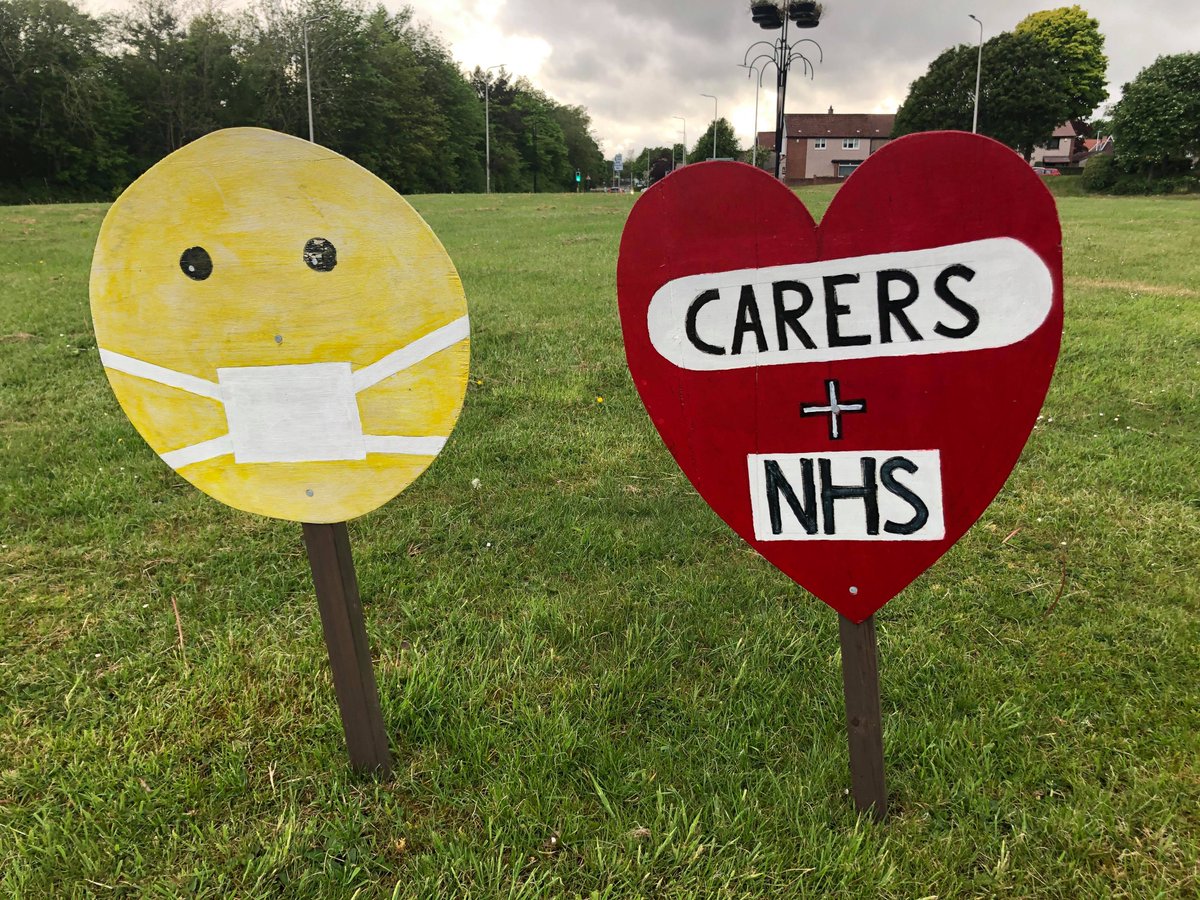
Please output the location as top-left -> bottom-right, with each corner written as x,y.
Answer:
785,112 -> 896,138
1052,120 -> 1089,138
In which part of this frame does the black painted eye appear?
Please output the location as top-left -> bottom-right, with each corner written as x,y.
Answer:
180,246 -> 213,281
304,237 -> 337,272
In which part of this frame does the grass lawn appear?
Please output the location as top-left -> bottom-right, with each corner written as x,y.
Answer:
1,183 -> 1197,897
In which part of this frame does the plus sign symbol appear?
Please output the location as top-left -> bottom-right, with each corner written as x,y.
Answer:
617,132 -> 1063,621
801,379 -> 866,441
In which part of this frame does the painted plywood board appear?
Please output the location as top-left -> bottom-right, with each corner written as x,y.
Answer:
617,132 -> 1063,621
90,127 -> 469,523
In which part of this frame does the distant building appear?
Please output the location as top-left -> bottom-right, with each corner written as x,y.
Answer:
763,108 -> 896,184
1030,120 -> 1092,167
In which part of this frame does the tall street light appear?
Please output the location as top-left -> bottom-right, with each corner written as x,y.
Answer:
701,93 -> 718,159
969,14 -> 983,134
740,62 -> 770,167
302,15 -> 329,143
672,115 -> 686,167
485,64 -> 505,194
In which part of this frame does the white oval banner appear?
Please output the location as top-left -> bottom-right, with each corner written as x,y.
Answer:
646,237 -> 1054,371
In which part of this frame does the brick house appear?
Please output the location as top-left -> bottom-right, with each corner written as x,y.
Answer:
759,108 -> 896,184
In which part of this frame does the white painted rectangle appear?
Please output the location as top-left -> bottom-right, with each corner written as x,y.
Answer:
647,238 -> 1054,371
219,362 -> 366,463
748,449 -> 945,541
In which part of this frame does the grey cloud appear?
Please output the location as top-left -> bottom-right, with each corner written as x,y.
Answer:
485,1 -> 1200,153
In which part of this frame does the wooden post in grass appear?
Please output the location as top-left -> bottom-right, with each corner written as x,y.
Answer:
303,522 -> 391,776
838,614 -> 886,820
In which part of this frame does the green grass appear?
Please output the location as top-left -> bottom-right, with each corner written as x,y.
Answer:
1,186 -> 1198,897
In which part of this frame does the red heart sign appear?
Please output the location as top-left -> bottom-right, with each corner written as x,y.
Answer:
617,132 -> 1062,622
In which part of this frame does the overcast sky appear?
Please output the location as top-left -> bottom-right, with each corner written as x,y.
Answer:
86,0 -> 1199,159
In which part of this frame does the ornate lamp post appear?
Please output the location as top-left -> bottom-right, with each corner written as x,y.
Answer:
740,59 -> 779,168
745,1 -> 825,180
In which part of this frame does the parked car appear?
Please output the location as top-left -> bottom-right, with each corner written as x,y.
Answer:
1032,166 -> 1061,176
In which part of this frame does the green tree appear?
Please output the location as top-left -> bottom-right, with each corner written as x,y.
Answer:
114,0 -> 245,170
405,16 -> 484,192
630,145 -> 675,181
471,66 -> 524,191
327,5 -> 443,191
892,43 -> 976,134
550,103 -> 606,188
0,0 -> 612,198
1015,5 -> 1107,121
470,69 -> 603,192
687,117 -> 740,163
513,89 -> 569,191
894,31 -> 1072,160
1110,53 -> 1200,175
0,0 -> 134,198
239,0 -> 474,194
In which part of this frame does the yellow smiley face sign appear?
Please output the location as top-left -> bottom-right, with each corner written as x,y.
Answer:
90,128 -> 469,523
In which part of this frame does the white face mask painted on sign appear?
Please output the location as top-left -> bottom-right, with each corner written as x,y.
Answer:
98,317 -> 468,470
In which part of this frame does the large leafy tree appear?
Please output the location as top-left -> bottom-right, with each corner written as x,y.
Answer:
471,68 -> 606,192
405,15 -> 484,192
1015,5 -> 1107,121
114,0 -> 245,170
892,43 -> 976,134
629,146 -> 675,178
894,31 -> 1072,160
1110,53 -> 1200,172
550,103 -> 607,187
687,117 -> 741,163
0,0 -> 134,197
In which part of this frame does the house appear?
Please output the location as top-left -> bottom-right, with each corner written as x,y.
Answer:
1030,120 -> 1091,167
764,108 -> 896,184
1082,135 -> 1114,158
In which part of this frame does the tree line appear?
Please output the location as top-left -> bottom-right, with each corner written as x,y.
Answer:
0,0 -> 608,202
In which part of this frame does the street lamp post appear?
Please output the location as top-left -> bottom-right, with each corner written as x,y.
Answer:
969,15 -> 983,134
485,64 -> 505,194
302,15 -> 328,143
744,2 -> 823,181
740,62 -> 770,167
701,93 -> 718,159
672,115 -> 686,167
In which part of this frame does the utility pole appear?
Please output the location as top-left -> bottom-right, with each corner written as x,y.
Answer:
701,93 -> 718,159
969,15 -> 983,134
302,15 -> 329,143
485,64 -> 505,194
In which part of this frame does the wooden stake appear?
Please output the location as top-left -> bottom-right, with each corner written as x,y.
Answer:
302,522 -> 391,776
838,614 -> 886,820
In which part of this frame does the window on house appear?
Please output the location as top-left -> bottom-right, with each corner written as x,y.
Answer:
814,138 -> 826,150
842,138 -> 860,150
837,162 -> 861,178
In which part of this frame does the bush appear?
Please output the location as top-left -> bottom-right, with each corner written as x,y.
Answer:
1081,155 -> 1118,192
1080,154 -> 1199,195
